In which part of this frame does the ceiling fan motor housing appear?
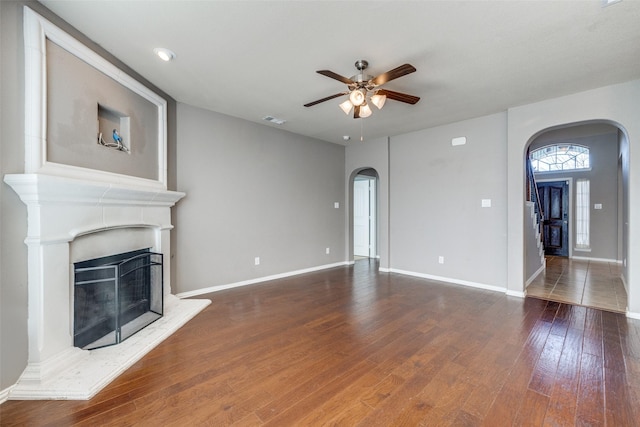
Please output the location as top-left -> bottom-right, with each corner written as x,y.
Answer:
352,60 -> 373,88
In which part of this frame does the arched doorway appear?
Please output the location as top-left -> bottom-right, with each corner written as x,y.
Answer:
523,122 -> 628,312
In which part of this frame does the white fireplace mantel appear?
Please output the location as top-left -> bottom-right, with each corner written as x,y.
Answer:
4,173 -> 210,400
4,8 -> 210,400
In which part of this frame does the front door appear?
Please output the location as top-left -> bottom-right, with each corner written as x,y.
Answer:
537,181 -> 569,256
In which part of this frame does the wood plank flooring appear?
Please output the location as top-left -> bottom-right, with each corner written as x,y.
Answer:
2,259 -> 640,426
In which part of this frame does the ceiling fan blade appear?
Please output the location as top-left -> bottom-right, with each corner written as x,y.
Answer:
353,105 -> 361,119
304,92 -> 346,107
316,70 -> 355,85
377,89 -> 420,105
369,63 -> 416,86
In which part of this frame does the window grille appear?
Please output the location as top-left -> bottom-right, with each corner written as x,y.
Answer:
530,144 -> 590,172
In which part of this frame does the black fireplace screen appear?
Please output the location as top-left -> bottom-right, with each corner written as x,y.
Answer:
74,248 -> 163,350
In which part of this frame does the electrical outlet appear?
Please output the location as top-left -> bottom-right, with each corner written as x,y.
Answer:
326,247 -> 330,254
254,257 -> 260,266
438,256 -> 444,264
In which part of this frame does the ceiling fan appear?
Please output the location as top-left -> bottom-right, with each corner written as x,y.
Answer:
304,59 -> 420,119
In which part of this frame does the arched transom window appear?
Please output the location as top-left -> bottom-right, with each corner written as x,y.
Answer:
529,144 -> 590,172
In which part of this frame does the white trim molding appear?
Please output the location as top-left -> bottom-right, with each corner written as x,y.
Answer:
571,255 -> 619,263
626,311 -> 640,320
177,261 -> 351,298
0,385 -> 15,405
23,7 -> 168,189
526,263 -> 546,287
388,269 -> 507,294
506,290 -> 527,298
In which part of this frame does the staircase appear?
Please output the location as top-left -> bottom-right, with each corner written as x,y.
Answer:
525,156 -> 546,284
526,157 -> 545,247
526,201 -> 545,264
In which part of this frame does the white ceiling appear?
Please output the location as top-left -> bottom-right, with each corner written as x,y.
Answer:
39,0 -> 640,145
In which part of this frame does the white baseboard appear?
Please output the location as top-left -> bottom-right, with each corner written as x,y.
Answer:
0,385 -> 15,405
506,290 -> 526,298
570,255 -> 619,263
378,267 -> 391,273
626,311 -> 640,320
621,273 -> 628,295
176,261 -> 351,298
388,268 -> 506,294
526,262 -> 546,286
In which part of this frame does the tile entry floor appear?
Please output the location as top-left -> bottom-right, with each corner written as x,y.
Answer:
526,256 -> 627,313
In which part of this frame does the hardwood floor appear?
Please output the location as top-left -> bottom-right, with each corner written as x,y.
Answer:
527,256 -> 627,313
2,259 -> 640,426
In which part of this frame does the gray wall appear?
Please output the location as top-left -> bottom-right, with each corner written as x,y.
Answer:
47,41 -> 159,180
530,126 -> 619,260
389,112 -> 508,288
0,1 -> 176,391
174,103 -> 345,294
1,0 -> 29,392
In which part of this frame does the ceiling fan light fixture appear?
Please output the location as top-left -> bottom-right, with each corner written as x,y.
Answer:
371,92 -> 387,109
349,89 -> 366,106
339,99 -> 353,115
359,102 -> 372,118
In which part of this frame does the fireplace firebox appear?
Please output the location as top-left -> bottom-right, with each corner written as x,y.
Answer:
74,249 -> 163,350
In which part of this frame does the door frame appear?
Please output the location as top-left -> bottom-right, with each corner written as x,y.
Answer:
349,168 -> 379,262
536,177 -> 573,258
353,175 -> 377,257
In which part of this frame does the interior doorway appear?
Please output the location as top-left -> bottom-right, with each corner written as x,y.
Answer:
524,122 -> 627,312
353,169 -> 377,259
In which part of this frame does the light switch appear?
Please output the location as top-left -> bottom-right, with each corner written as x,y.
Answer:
334,202 -> 340,209
481,199 -> 492,208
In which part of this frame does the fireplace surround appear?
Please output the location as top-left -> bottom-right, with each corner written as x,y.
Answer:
2,8 -> 210,400
4,174 -> 211,400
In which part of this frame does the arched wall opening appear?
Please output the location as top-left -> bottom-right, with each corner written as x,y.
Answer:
522,121 -> 629,311
506,80 -> 639,316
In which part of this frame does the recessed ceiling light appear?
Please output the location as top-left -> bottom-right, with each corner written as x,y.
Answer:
153,48 -> 176,62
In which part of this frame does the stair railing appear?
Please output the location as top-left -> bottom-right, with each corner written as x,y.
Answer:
526,156 -> 544,244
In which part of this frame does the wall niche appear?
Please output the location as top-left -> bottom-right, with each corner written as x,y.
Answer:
97,103 -> 130,153
24,7 -> 168,188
